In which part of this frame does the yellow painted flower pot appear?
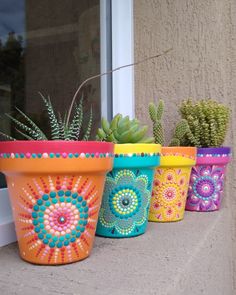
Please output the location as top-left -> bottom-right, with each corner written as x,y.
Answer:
149,147 -> 196,222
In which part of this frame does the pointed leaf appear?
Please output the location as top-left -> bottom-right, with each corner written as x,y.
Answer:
15,107 -> 47,140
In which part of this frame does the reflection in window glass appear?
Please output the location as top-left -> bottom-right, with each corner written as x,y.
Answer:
0,0 -> 101,187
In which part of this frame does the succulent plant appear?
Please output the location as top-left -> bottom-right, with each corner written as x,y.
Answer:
180,99 -> 230,147
149,100 -> 189,146
0,93 -> 92,141
96,114 -> 154,144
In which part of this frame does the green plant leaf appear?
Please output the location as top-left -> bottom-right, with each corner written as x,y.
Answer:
5,113 -> 42,140
82,108 -> 93,141
58,112 -> 66,140
39,92 -> 60,140
0,131 -> 16,141
15,107 -> 47,140
15,129 -> 34,140
67,99 -> 83,140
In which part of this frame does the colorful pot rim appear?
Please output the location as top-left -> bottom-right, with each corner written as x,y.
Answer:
114,144 -> 161,155
196,146 -> 231,165
197,147 -> 231,156
0,141 -> 114,156
160,146 -> 197,167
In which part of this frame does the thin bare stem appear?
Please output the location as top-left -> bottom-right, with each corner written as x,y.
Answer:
66,48 -> 173,127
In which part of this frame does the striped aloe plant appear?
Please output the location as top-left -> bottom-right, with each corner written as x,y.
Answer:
0,93 -> 92,141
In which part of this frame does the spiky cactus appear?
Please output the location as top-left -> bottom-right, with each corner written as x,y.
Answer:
169,119 -> 190,146
96,114 -> 154,144
0,94 -> 92,141
149,100 -> 189,146
149,101 -> 165,145
180,99 -> 230,147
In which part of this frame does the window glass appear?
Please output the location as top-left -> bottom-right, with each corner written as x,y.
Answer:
0,0 -> 101,188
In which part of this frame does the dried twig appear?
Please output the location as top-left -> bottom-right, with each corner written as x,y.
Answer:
66,48 -> 173,127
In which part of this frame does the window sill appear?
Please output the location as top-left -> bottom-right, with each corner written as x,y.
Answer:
0,207 -> 234,294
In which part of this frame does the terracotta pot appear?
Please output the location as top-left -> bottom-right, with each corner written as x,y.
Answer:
149,147 -> 196,222
96,144 -> 161,238
186,147 -> 231,212
0,141 -> 114,265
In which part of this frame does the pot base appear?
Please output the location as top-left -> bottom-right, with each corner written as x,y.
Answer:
20,252 -> 90,265
148,217 -> 184,223
96,231 -> 145,239
185,207 -> 219,212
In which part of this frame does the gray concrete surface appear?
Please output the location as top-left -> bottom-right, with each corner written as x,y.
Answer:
0,208 -> 234,295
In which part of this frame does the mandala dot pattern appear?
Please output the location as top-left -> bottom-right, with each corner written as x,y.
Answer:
149,168 -> 191,222
97,169 -> 152,237
186,165 -> 226,211
32,190 -> 88,248
15,175 -> 100,264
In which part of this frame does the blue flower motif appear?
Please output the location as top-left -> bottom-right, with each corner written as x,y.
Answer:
98,169 -> 151,236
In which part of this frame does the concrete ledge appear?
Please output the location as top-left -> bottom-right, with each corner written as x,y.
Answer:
0,209 -> 234,295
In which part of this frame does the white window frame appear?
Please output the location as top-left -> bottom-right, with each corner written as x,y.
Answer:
0,0 -> 134,246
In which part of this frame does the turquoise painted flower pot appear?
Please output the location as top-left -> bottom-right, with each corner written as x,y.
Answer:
96,144 -> 161,238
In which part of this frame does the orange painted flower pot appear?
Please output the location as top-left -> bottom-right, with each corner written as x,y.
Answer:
0,141 -> 114,265
149,147 -> 196,222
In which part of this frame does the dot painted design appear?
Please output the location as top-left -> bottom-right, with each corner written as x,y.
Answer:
32,191 -> 88,248
186,165 -> 226,211
0,152 -> 160,159
0,152 -> 113,159
149,168 -> 190,222
109,186 -> 141,219
97,169 -> 151,236
16,175 -> 99,264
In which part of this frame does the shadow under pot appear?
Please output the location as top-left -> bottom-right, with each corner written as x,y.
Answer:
185,147 -> 231,212
149,147 -> 197,222
96,144 -> 161,238
0,141 -> 114,265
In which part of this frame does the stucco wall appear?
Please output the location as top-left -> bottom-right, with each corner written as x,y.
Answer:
134,0 -> 236,293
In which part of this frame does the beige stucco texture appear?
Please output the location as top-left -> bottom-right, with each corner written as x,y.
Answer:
134,0 -> 235,145
134,0 -> 236,293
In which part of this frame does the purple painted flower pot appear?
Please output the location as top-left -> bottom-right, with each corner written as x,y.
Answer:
186,147 -> 231,212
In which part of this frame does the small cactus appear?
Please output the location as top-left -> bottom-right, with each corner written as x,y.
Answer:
169,119 -> 190,146
96,114 -> 154,144
180,99 -> 230,147
149,100 -> 189,146
149,101 -> 165,145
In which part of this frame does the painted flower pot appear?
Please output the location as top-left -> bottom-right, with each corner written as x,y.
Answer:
149,147 -> 196,222
0,141 -> 114,265
186,147 -> 231,212
96,144 -> 161,238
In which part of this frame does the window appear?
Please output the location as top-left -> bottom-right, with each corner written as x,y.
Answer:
0,0 -> 134,246
0,0 -> 112,187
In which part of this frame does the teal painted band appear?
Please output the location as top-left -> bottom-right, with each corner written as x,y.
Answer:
114,154 -> 161,169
